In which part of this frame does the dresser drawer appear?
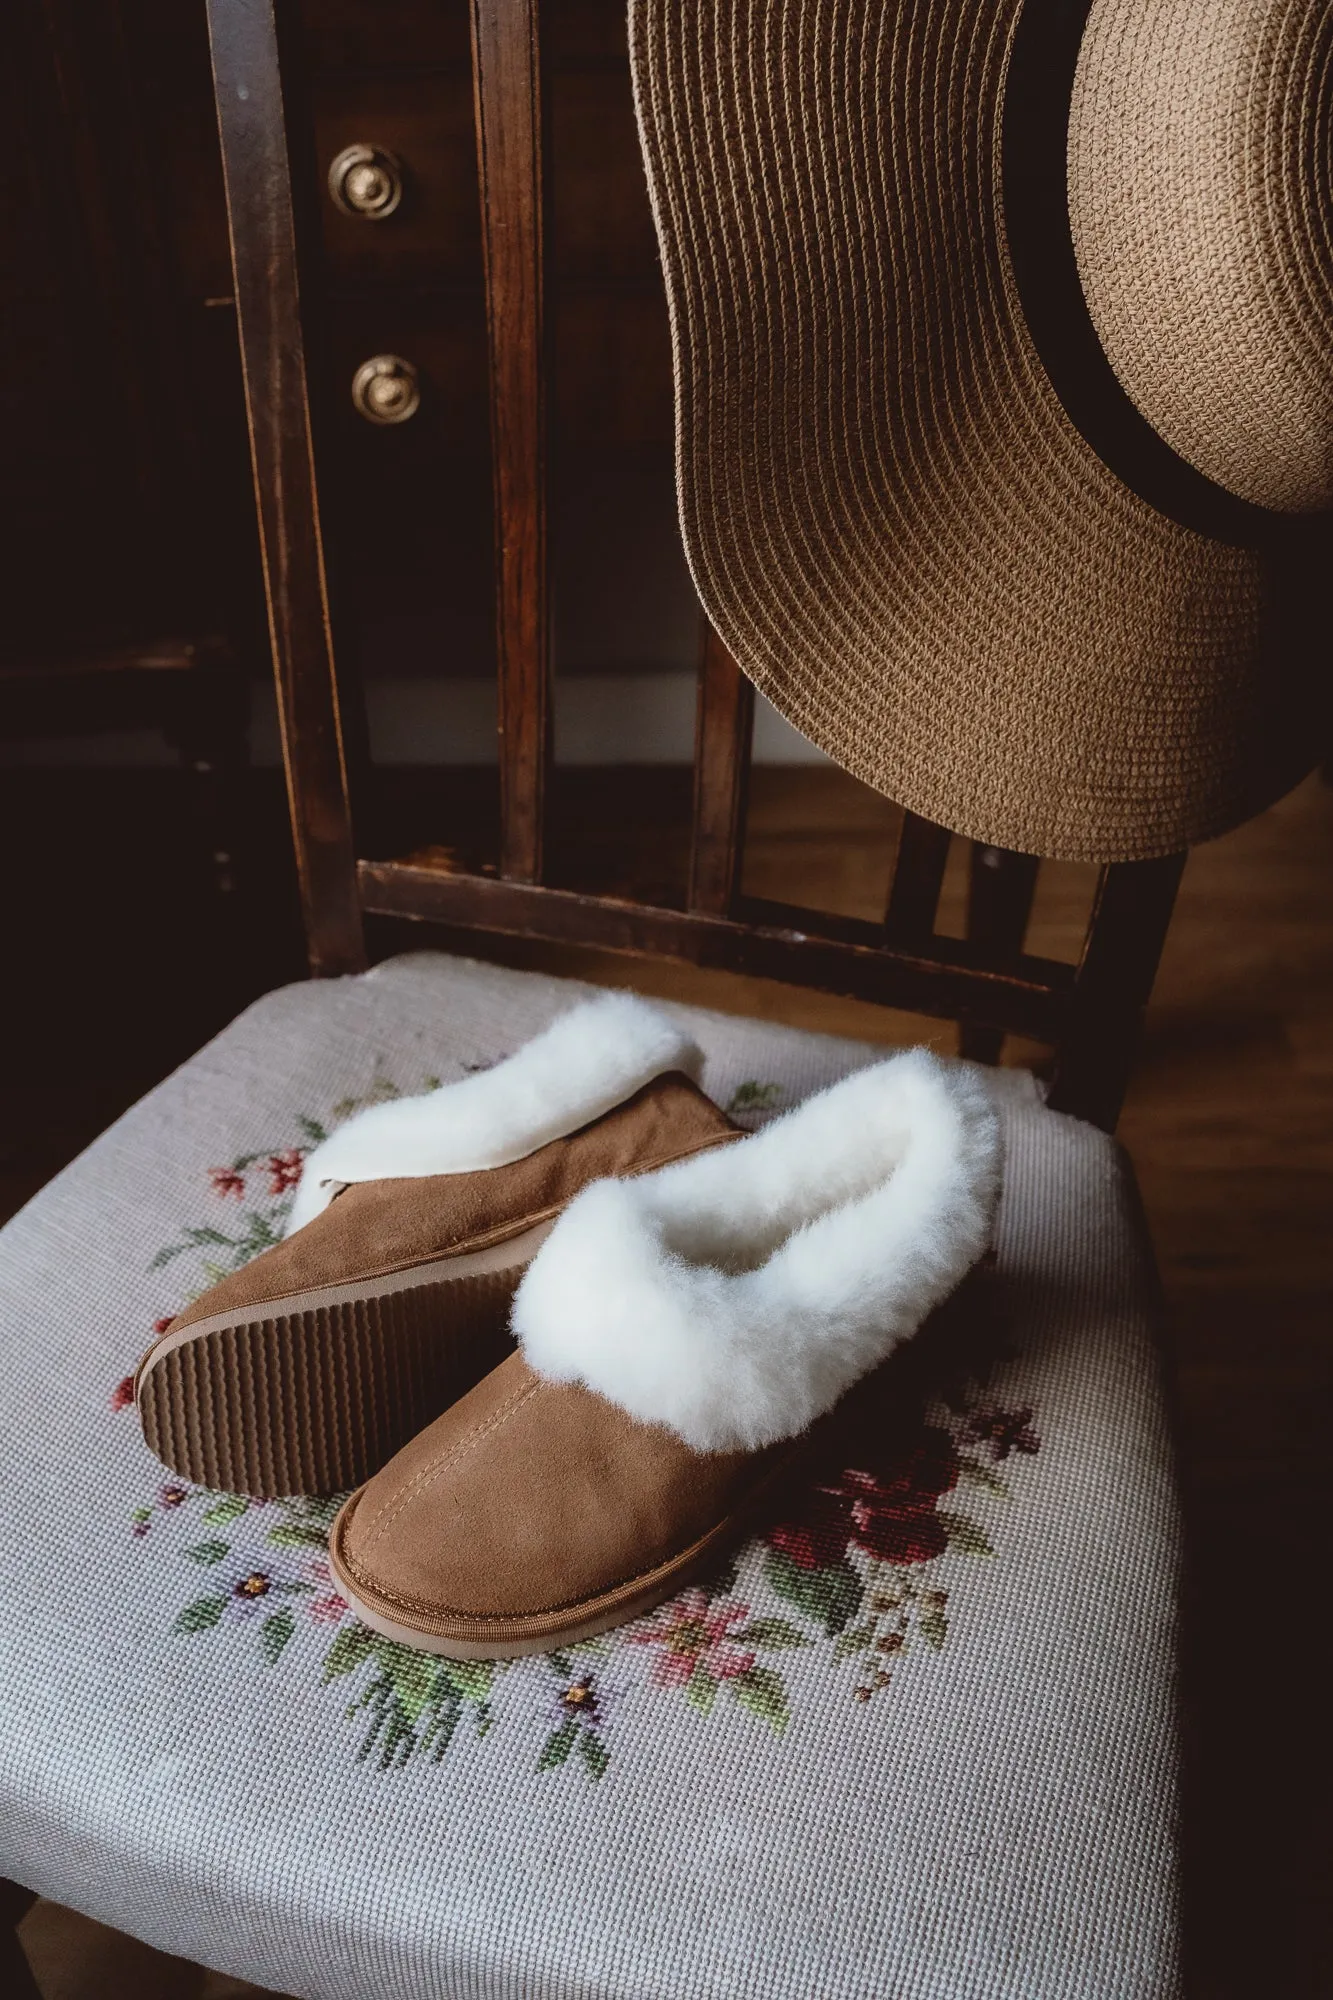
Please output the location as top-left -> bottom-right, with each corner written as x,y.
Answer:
312,70 -> 480,288
297,0 -> 467,72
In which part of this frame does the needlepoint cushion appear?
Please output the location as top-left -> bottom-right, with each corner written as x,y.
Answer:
0,952 -> 1182,2000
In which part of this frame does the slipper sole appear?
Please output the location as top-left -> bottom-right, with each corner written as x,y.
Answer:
136,1222 -> 552,1497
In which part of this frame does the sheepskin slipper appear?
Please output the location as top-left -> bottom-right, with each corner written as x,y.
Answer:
136,996 -> 736,1498
328,1049 -> 1001,1659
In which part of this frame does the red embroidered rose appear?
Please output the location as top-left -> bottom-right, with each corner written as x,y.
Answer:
765,1493 -> 853,1571
110,1375 -> 135,1412
208,1165 -> 246,1201
767,1424 -> 961,1570
830,1427 -> 960,1565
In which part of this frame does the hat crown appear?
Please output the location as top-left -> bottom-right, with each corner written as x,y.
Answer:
1069,0 -> 1333,514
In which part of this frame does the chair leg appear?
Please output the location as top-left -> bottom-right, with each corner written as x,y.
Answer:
958,845 -> 1040,1063
1,1878 -> 41,2000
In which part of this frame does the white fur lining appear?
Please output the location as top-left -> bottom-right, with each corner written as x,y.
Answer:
286,995 -> 703,1235
513,1049 -> 1000,1452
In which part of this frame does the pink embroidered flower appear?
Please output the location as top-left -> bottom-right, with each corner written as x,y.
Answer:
110,1375 -> 135,1412
265,1149 -> 304,1196
628,1589 -> 756,1687
208,1165 -> 246,1201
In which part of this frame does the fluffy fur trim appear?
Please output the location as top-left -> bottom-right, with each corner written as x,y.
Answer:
513,1049 -> 1000,1452
286,994 -> 703,1235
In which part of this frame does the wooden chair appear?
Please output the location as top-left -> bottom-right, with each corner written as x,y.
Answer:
1,5 -> 1188,1995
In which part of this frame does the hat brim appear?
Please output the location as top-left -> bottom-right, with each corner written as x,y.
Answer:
630,0 -> 1322,861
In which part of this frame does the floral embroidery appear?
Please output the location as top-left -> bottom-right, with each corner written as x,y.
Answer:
725,1079 -> 784,1123
124,1076 -> 1042,1784
625,1589 -> 803,1731
960,1403 -> 1041,1461
539,1665 -> 614,1779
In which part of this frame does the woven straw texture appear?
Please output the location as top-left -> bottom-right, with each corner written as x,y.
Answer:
630,0 -> 1319,862
0,955 -> 1181,1998
1071,0 -> 1333,513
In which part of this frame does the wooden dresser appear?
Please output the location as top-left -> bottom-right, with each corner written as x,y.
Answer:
3,0 -> 684,701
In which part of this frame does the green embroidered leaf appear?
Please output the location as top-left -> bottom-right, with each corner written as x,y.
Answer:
261,1608 -> 295,1664
729,1664 -> 788,1734
439,1659 -> 496,1705
174,1595 -> 227,1634
131,1507 -> 153,1525
421,1701 -> 462,1763
185,1226 -> 236,1249
149,1244 -> 188,1270
372,1640 -> 439,1721
684,1666 -> 718,1717
538,1720 -> 578,1770
202,1495 -> 250,1526
832,1622 -> 876,1662
736,1617 -> 812,1651
355,1685 -> 418,1772
183,1539 -> 230,1566
237,1212 -> 282,1256
578,1731 -> 610,1780
322,1625 -> 375,1683
297,1116 -> 328,1145
725,1080 -> 783,1116
938,1511 -> 994,1558
959,1458 -> 1009,1498
919,1605 -> 949,1650
546,1649 -> 574,1679
265,1523 -> 330,1550
762,1548 -> 864,1636
567,1636 -> 612,1659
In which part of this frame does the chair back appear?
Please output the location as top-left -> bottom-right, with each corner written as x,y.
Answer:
205,0 -> 1185,1132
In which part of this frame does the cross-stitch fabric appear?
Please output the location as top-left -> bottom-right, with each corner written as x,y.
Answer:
0,953 -> 1181,1998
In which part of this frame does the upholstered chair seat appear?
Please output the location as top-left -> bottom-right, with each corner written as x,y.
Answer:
0,954 -> 1180,1999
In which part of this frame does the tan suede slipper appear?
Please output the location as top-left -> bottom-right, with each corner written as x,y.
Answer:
329,1048 -> 1001,1658
137,997 -> 735,1498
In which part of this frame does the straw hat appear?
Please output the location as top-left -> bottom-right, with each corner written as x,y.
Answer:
630,0 -> 1332,862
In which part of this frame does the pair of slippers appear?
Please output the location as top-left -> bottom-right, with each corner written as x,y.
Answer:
136,996 -> 1000,1660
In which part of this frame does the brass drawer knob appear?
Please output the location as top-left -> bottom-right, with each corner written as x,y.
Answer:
351,354 -> 420,425
328,143 -> 404,220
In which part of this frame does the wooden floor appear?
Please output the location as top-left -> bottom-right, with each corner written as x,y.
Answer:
4,764 -> 1330,1999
